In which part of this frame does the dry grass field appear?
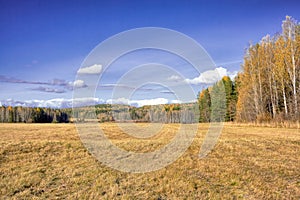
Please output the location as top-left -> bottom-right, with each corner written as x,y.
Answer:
0,123 -> 299,199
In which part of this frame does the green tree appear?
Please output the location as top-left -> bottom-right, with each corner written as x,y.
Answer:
198,89 -> 211,122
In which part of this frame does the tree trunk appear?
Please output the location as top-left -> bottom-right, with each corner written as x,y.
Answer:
282,81 -> 288,116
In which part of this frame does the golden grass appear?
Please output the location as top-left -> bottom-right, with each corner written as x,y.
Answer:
0,123 -> 299,199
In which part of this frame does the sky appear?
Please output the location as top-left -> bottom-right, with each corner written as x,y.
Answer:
0,0 -> 300,108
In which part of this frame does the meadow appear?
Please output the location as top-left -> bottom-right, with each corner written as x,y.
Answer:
0,123 -> 299,199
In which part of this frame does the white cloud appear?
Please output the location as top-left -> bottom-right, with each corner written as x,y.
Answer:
32,86 -> 66,93
77,64 -> 102,74
0,98 -> 105,108
0,99 -> 67,108
167,75 -> 181,81
106,97 -> 172,107
216,67 -> 228,77
72,97 -> 105,107
185,67 -> 237,85
129,98 -> 169,107
34,98 -> 69,108
106,97 -> 129,105
0,97 -> 193,109
1,97 -> 172,108
227,70 -> 238,80
170,99 -> 182,104
71,80 -> 87,88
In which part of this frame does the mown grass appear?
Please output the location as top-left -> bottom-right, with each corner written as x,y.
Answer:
0,123 -> 299,199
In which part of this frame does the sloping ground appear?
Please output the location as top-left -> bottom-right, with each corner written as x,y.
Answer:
0,123 -> 299,199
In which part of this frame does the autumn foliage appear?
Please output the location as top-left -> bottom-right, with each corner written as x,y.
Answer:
236,16 -> 300,122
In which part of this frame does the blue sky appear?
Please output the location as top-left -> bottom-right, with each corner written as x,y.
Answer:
0,0 -> 300,107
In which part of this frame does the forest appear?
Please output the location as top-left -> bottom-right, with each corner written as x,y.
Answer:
199,16 -> 300,123
0,106 -> 70,123
0,16 -> 299,124
236,16 -> 299,122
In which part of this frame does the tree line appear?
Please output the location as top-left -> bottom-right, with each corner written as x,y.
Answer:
0,104 -> 198,124
236,16 -> 299,122
198,76 -> 237,122
198,16 -> 300,123
73,103 -> 198,124
0,106 -> 70,123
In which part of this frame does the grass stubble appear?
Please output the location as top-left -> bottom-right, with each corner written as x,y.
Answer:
0,123 -> 299,199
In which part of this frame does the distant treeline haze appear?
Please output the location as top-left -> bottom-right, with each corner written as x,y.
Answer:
0,16 -> 299,123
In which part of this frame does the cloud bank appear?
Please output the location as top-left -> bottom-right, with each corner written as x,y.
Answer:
0,75 -> 88,93
32,87 -> 66,93
166,67 -> 238,85
0,97 -> 189,108
107,97 -> 169,107
0,98 -> 105,108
